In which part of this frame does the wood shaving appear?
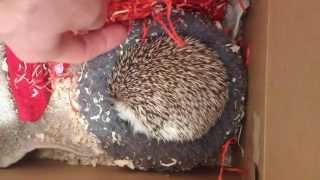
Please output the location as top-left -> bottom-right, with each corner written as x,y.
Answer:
160,158 -> 177,167
113,159 -> 135,170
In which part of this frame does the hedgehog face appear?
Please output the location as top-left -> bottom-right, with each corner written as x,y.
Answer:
110,36 -> 229,142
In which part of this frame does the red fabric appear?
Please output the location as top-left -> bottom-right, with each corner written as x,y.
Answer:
5,46 -> 51,122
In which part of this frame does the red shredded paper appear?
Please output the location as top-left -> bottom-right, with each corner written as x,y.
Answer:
107,0 -> 227,22
107,0 -> 228,46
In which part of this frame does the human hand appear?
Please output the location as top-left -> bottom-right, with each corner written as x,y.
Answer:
0,0 -> 127,64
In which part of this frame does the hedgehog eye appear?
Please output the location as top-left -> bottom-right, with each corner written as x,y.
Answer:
105,96 -> 115,107
108,100 -> 114,106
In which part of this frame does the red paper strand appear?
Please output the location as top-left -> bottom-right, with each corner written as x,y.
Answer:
218,137 -> 244,180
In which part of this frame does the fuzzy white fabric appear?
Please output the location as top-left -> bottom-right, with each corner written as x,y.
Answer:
0,46 -> 109,168
0,44 -> 17,128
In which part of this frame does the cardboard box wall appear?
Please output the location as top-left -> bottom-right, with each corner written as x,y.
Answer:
246,0 -> 320,179
0,0 -> 319,179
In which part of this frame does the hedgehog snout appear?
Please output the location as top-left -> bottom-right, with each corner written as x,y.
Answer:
105,96 -> 116,107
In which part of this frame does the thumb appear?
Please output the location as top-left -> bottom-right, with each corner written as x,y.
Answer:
54,24 -> 127,64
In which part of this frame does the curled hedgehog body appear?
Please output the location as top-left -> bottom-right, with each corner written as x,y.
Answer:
109,36 -> 229,142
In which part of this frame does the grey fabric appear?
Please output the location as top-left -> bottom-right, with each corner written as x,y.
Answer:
78,11 -> 247,172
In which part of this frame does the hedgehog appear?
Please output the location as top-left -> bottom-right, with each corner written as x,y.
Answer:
108,35 -> 229,142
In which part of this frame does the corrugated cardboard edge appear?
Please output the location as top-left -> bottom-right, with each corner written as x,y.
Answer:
244,0 -> 270,179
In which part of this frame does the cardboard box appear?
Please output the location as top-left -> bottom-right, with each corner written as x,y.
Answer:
1,0 -> 319,179
246,0 -> 320,179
